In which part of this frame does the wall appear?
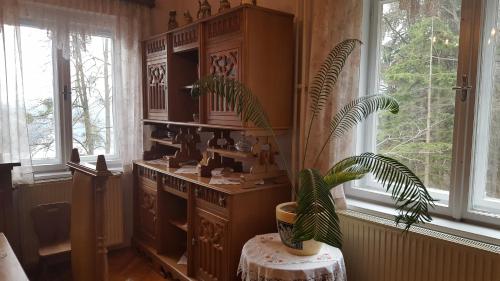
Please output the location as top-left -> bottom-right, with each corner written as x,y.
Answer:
151,0 -> 297,34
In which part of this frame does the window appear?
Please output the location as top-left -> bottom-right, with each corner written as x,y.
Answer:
351,0 -> 500,224
11,24 -> 117,172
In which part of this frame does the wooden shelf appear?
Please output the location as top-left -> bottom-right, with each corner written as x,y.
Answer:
150,138 -> 181,149
206,148 -> 255,160
143,119 -> 289,135
162,185 -> 189,199
169,219 -> 188,232
133,238 -> 189,280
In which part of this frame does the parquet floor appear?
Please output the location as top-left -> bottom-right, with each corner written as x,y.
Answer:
39,248 -> 164,281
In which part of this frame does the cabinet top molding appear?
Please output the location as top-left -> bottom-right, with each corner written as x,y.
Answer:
144,4 -> 294,40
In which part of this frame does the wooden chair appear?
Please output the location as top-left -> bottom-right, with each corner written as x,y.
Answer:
31,202 -> 71,279
67,149 -> 112,281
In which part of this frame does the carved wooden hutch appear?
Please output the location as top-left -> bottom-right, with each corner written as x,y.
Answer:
135,4 -> 294,281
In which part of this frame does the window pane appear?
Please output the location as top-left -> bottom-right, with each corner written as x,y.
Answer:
18,26 -> 59,163
472,0 -> 500,215
70,34 -> 115,158
367,0 -> 461,204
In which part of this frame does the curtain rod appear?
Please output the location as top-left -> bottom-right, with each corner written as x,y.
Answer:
120,0 -> 155,8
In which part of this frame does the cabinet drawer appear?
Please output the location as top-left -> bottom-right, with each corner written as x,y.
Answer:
193,184 -> 228,217
160,174 -> 188,199
137,166 -> 158,189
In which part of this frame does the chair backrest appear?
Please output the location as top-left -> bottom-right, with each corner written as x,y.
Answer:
67,149 -> 112,281
31,202 -> 71,248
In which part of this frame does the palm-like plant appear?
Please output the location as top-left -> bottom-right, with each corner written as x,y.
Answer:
192,39 -> 435,249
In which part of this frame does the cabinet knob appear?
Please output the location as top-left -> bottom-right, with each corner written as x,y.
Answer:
194,188 -> 199,197
191,238 -> 196,246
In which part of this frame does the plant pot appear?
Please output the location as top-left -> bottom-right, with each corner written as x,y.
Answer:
276,202 -> 323,256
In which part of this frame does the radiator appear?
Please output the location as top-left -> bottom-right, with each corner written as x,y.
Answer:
339,210 -> 500,281
17,174 -> 124,267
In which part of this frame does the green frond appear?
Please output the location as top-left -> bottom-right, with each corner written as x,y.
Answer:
323,160 -> 369,188
312,95 -> 399,166
327,153 -> 435,230
330,95 -> 399,139
191,75 -> 270,129
292,169 -> 342,248
309,39 -> 361,118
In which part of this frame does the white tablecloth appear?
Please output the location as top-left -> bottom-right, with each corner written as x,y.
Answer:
238,233 -> 347,281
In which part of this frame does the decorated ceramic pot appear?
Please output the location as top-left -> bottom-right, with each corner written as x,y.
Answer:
275,202 -> 323,256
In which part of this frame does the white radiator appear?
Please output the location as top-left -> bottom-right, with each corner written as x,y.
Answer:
339,210 -> 500,281
17,174 -> 124,267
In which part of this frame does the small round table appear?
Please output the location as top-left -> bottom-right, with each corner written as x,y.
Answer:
238,233 -> 347,281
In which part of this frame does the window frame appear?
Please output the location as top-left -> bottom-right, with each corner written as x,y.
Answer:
348,0 -> 500,226
14,19 -> 122,174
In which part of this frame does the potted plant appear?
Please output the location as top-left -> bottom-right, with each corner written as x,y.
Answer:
191,39 -> 435,256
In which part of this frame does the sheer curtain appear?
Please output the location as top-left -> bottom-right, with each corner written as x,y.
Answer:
297,0 -> 364,208
0,21 -> 33,183
0,0 -> 149,176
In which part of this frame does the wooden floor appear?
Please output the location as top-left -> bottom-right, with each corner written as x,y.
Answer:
109,248 -> 165,281
40,248 -> 165,281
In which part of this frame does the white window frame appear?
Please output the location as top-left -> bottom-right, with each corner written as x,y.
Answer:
347,0 -> 500,226
16,18 -> 121,175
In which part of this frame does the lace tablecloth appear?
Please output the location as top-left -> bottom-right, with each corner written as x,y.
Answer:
238,233 -> 346,281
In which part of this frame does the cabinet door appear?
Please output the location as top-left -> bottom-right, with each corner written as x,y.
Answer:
144,36 -> 168,120
146,61 -> 168,120
193,208 -> 229,281
206,40 -> 243,126
137,183 -> 157,245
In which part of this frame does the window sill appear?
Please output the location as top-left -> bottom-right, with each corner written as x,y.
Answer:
347,198 -> 500,246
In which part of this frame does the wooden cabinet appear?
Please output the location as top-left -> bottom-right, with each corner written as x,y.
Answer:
132,162 -> 290,281
143,5 -> 294,128
143,34 -> 196,122
202,7 -> 294,128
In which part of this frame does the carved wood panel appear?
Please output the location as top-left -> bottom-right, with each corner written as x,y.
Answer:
147,62 -> 168,118
206,46 -> 241,126
206,11 -> 241,40
145,36 -> 167,58
172,25 -> 198,52
138,184 -> 157,243
194,208 -> 229,281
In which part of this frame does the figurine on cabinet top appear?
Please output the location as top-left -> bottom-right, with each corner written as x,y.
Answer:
219,0 -> 231,12
168,10 -> 178,30
184,10 -> 193,24
197,0 -> 211,19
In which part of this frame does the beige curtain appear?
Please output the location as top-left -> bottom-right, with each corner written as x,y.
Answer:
295,0 -> 364,205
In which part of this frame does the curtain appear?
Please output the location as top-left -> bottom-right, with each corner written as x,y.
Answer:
0,21 -> 33,183
297,0 -> 364,208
